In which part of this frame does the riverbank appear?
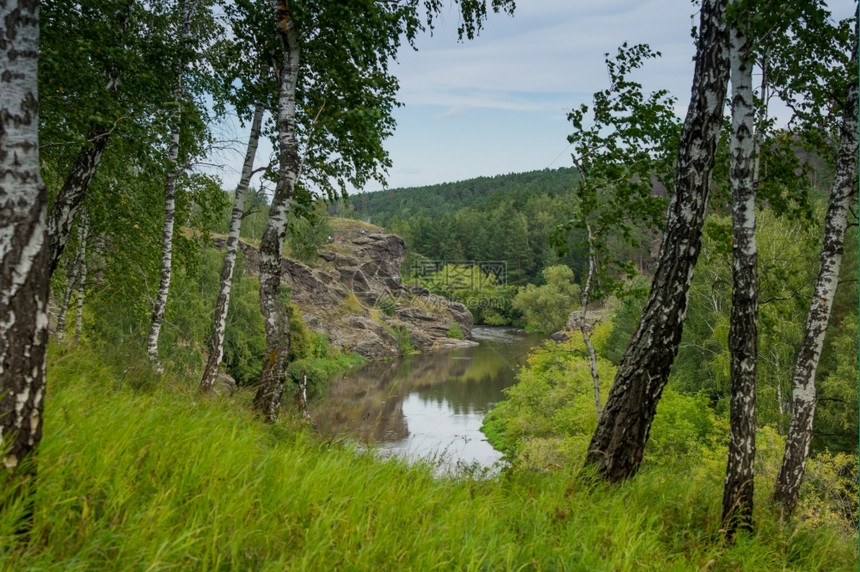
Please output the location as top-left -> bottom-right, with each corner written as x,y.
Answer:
2,345 -> 853,570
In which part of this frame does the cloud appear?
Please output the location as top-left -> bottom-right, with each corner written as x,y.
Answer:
434,105 -> 472,120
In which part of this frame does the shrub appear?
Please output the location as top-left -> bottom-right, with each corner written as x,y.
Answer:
512,265 -> 580,333
377,294 -> 396,317
446,323 -> 464,340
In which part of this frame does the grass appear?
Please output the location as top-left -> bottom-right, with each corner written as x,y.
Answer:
0,345 -> 855,570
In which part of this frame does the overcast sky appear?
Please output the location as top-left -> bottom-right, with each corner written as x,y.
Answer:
211,0 -> 856,194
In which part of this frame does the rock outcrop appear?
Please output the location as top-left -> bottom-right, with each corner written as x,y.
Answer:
213,227 -> 473,360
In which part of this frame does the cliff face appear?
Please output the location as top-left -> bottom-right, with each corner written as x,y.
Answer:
215,230 -> 473,360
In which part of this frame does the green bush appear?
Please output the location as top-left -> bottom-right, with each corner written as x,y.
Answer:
512,265 -> 580,333
377,294 -> 396,317
446,323 -> 464,340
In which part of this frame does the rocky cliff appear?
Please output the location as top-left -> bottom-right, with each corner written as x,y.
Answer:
213,226 -> 474,360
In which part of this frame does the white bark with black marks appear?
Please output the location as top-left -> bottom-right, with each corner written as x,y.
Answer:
252,1 -> 301,422
147,0 -> 200,371
0,0 -> 51,475
722,7 -> 757,536
585,0 -> 730,482
73,211 -> 88,344
773,38 -> 858,517
580,223 -> 602,417
56,210 -> 88,341
200,102 -> 264,392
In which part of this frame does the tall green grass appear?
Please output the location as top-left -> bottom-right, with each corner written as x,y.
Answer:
0,346 -> 855,570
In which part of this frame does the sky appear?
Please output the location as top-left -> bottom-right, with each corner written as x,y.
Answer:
211,0 -> 857,194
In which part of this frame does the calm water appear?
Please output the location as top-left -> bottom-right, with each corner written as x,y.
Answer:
312,327 -> 543,470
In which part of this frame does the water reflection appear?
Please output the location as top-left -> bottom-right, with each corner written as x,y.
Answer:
312,327 -> 543,469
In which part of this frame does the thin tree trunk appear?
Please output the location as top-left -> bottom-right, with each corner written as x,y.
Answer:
74,212 -> 89,344
252,1 -> 301,422
47,125 -> 108,277
200,102 -> 265,392
56,210 -> 88,341
721,8 -> 758,537
584,0 -> 730,482
146,0 -> 199,371
56,249 -> 80,341
46,2 -> 130,278
0,0 -> 50,530
580,223 -> 602,417
773,37 -> 858,517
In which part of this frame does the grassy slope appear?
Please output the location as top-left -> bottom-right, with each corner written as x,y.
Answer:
0,347 -> 855,571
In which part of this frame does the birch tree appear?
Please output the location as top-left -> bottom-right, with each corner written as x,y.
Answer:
248,0 -> 515,421
42,0 -> 132,277
773,31 -> 858,517
585,0 -> 730,482
147,0 -> 203,370
558,43 -> 679,417
201,102 -> 265,392
56,210 -> 88,342
721,0 -> 758,536
0,0 -> 50,509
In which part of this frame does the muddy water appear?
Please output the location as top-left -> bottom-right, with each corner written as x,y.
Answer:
312,326 -> 543,470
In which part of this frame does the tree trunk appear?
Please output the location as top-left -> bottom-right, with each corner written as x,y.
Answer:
772,38 -> 858,517
584,0 -> 730,482
47,124 -> 109,277
56,210 -> 88,341
146,0 -> 198,371
0,0 -> 50,522
73,212 -> 89,344
580,223 -> 602,417
56,248 -> 79,341
200,102 -> 265,392
721,9 -> 758,537
46,3 -> 129,278
252,1 -> 301,422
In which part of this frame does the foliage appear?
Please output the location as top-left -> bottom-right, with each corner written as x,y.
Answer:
407,262 -> 520,326
238,187 -> 270,243
814,311 -> 859,454
390,325 -> 415,355
512,265 -> 580,333
376,294 -> 396,317
288,303 -> 314,363
347,168 -> 608,286
286,199 -> 332,263
446,323 -> 464,340
796,450 -> 859,531
671,210 -> 820,422
554,43 -> 678,300
1,348 -> 854,570
481,332 -> 615,466
600,278 -> 650,365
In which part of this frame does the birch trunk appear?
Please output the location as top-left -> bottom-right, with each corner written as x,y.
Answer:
146,0 -> 198,370
46,3 -> 129,278
580,223 -> 602,417
585,0 -> 730,482
0,0 -> 50,482
73,212 -> 89,344
56,250 -> 79,341
56,210 -> 88,341
772,39 -> 858,517
722,10 -> 758,536
200,102 -> 265,392
47,125 -> 108,277
252,1 -> 301,422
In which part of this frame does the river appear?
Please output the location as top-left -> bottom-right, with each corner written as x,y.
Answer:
312,326 -> 543,471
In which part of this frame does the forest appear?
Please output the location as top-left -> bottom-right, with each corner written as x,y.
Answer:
0,0 -> 858,569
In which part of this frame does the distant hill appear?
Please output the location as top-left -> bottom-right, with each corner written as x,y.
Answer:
347,167 -> 580,226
